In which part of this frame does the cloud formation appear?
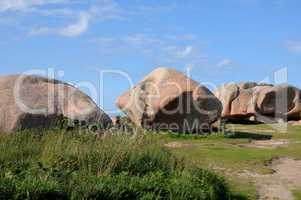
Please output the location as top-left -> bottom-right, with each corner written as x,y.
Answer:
216,59 -> 232,67
287,40 -> 301,53
0,0 -> 70,12
59,12 -> 91,37
92,33 -> 205,67
2,0 -> 121,38
164,45 -> 194,60
30,11 -> 92,37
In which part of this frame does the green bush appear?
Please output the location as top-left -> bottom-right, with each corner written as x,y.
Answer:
0,129 -> 234,200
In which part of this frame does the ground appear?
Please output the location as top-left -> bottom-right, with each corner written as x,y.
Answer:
159,124 -> 301,200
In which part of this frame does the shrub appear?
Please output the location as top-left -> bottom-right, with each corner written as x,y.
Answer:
0,129 -> 233,200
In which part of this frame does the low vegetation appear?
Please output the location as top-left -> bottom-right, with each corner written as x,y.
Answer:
1,122 -> 300,199
162,124 -> 301,199
0,127 -> 237,200
293,189 -> 301,200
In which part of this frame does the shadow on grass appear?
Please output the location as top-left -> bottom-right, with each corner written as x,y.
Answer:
231,194 -> 249,200
229,131 -> 272,140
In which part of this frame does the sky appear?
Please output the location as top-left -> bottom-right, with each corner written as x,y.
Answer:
1,0 -> 301,115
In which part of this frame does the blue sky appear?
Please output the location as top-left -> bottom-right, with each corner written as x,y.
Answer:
1,0 -> 301,114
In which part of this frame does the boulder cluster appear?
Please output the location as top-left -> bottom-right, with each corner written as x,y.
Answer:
0,67 -> 300,134
214,82 -> 301,123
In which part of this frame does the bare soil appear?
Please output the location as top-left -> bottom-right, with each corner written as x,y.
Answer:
239,139 -> 291,149
240,158 -> 301,200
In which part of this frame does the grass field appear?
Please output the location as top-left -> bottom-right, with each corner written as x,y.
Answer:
0,127 -> 238,200
293,190 -> 301,200
0,124 -> 300,199
160,124 -> 301,200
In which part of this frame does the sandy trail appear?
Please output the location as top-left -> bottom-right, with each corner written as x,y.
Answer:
240,139 -> 291,149
165,138 -> 301,199
240,158 -> 301,200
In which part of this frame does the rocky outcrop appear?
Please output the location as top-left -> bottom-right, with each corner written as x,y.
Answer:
116,67 -> 222,133
214,82 -> 301,123
0,75 -> 112,133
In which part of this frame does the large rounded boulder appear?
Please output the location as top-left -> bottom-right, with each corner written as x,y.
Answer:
116,67 -> 222,133
214,82 -> 301,123
0,75 -> 112,133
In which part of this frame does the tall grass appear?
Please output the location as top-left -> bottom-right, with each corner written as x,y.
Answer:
0,129 -> 234,200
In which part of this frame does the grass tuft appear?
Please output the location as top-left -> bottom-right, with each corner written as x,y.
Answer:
0,129 -> 235,200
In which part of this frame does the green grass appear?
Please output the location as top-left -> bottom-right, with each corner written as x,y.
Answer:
0,128 -> 236,200
159,124 -> 301,200
293,189 -> 301,200
1,123 -> 300,199
162,125 -> 301,172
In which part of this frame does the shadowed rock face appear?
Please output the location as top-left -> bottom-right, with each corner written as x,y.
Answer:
214,82 -> 301,123
116,67 -> 222,133
0,75 -> 112,133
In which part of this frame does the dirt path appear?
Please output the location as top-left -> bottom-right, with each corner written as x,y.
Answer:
240,158 -> 301,200
165,138 -> 301,199
239,139 -> 291,149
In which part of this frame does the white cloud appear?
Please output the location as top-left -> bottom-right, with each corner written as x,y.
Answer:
133,4 -> 175,13
165,34 -> 197,41
162,45 -> 208,69
287,40 -> 301,53
165,45 -> 194,60
59,12 -> 91,37
94,33 -> 199,47
28,0 -> 122,38
180,46 -> 193,58
28,27 -> 52,36
34,7 -> 77,17
216,59 -> 232,67
124,34 -> 160,46
4,1 -> 178,39
91,34 -> 206,68
0,0 -> 70,12
29,12 -> 91,37
89,1 -> 122,20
